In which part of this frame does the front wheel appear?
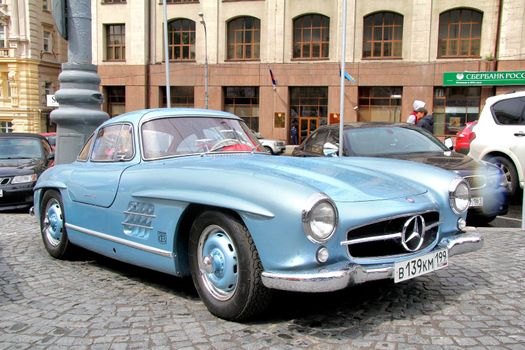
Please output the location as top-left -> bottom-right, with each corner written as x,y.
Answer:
40,190 -> 72,259
188,211 -> 272,321
487,156 -> 518,197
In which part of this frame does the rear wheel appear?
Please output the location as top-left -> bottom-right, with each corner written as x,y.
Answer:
188,210 -> 272,321
40,190 -> 72,259
486,156 -> 518,197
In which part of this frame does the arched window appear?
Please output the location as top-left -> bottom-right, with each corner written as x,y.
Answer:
363,12 -> 403,59
227,16 -> 260,60
168,18 -> 196,61
438,8 -> 482,58
293,14 -> 330,59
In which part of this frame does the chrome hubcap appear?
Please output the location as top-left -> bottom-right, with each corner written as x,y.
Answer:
43,199 -> 63,247
197,225 -> 238,301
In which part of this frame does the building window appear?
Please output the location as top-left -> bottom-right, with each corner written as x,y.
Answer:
105,24 -> 125,61
293,14 -> 329,60
44,82 -> 52,96
438,9 -> 482,58
43,0 -> 49,11
42,81 -> 52,105
0,26 -> 5,49
363,12 -> 403,59
290,87 -> 328,144
433,87 -> 480,137
224,87 -> 259,131
168,19 -> 195,61
0,121 -> 13,133
105,86 -> 126,117
160,86 -> 194,107
357,87 -> 402,122
43,30 -> 52,52
227,16 -> 260,60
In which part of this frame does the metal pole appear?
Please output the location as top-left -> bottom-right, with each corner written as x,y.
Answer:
163,0 -> 171,108
199,12 -> 208,109
51,0 -> 108,164
338,0 -> 347,157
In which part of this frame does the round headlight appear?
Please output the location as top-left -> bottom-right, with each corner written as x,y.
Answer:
449,179 -> 470,214
302,194 -> 338,243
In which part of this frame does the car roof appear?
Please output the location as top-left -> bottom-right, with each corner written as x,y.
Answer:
485,90 -> 525,105
0,132 -> 47,140
107,108 -> 241,125
316,122 -> 418,131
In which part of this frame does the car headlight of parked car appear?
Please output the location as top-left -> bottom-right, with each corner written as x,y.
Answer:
449,178 -> 470,214
11,173 -> 38,184
302,193 -> 338,243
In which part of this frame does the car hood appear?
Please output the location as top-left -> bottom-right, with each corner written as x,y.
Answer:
172,154 -> 428,203
0,158 -> 43,175
376,151 -> 485,174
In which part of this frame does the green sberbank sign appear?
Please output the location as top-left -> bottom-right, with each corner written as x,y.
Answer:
443,71 -> 525,86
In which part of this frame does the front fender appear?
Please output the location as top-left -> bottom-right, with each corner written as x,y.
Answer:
132,189 -> 275,218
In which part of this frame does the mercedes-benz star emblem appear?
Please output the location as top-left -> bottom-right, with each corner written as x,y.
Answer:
401,215 -> 426,252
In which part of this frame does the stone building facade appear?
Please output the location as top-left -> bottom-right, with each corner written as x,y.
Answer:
0,0 -> 67,133
93,0 -> 525,143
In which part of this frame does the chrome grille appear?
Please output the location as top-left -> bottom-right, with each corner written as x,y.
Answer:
0,177 -> 11,186
463,175 -> 486,190
342,211 -> 440,259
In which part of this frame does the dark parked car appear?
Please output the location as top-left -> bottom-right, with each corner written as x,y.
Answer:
292,123 -> 509,225
0,133 -> 54,211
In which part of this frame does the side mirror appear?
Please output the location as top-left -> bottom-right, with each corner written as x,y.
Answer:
444,138 -> 454,150
323,142 -> 339,157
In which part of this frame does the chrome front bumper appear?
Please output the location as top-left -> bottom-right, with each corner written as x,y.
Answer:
261,233 -> 483,293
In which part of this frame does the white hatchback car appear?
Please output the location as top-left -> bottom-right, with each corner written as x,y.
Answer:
469,91 -> 525,198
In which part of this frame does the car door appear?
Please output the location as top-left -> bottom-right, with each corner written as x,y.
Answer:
68,123 -> 138,207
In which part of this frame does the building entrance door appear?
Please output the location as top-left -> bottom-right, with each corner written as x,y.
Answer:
299,117 -> 319,144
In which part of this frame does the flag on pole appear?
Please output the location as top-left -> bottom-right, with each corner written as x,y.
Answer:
339,69 -> 356,83
269,69 -> 277,90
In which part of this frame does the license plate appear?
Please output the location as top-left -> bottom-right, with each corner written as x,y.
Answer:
394,249 -> 448,283
0,189 -> 3,197
470,196 -> 483,207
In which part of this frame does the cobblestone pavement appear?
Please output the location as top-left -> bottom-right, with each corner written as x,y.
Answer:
1,213 -> 524,350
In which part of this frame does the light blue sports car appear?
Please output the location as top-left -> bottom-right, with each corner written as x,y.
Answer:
33,109 -> 483,321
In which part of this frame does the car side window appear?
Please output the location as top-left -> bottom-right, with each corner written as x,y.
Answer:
77,135 -> 94,162
492,97 -> 525,125
91,124 -> 134,162
305,129 -> 329,154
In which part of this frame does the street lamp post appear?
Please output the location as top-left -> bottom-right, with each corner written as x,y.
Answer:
163,0 -> 171,108
198,12 -> 208,109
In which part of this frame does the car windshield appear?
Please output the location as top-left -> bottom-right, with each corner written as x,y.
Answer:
0,138 -> 43,159
345,126 -> 448,156
141,116 -> 264,159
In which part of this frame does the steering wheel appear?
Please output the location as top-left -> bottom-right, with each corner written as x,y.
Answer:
208,138 -> 239,152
